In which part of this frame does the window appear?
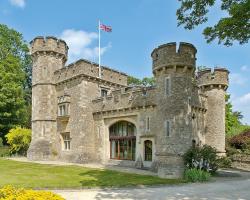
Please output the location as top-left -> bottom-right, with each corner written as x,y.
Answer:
109,121 -> 136,161
144,140 -> 152,161
192,139 -> 196,147
58,104 -> 69,116
62,133 -> 71,150
101,89 -> 108,97
146,117 -> 150,131
165,77 -> 171,96
165,120 -> 171,137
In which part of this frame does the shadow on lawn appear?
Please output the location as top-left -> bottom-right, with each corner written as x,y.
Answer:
78,169 -> 152,188
77,169 -> 250,200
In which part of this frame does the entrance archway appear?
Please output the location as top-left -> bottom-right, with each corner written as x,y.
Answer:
109,121 -> 136,161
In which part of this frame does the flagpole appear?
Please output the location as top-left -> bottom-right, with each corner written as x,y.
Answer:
98,20 -> 101,79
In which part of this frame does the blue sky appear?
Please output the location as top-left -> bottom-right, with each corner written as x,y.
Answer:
1,0 -> 250,124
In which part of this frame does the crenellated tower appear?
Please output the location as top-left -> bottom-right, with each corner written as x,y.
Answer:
27,36 -> 68,160
151,42 -> 197,178
197,68 -> 229,155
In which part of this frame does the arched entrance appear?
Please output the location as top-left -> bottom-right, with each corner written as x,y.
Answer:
109,121 -> 136,160
144,140 -> 152,161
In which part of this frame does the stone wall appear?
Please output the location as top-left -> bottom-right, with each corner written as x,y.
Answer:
55,77 -> 122,163
231,154 -> 250,171
54,59 -> 128,86
150,42 -> 199,178
151,42 -> 197,73
92,86 -> 156,113
197,68 -> 229,88
28,35 -> 229,179
30,36 -> 68,60
28,36 -> 68,160
197,68 -> 229,154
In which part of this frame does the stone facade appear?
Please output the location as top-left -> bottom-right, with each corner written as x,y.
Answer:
27,36 -> 229,178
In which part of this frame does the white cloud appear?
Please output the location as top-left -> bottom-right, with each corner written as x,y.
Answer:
9,0 -> 25,8
241,65 -> 250,72
232,93 -> 250,124
60,29 -> 111,63
234,93 -> 250,104
229,73 -> 248,86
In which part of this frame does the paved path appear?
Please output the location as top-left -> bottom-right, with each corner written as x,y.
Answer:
54,170 -> 250,200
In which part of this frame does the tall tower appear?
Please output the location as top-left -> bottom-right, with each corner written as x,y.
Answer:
197,68 -> 229,155
27,36 -> 68,160
151,42 -> 197,178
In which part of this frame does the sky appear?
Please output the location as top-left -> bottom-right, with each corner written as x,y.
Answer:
0,0 -> 250,124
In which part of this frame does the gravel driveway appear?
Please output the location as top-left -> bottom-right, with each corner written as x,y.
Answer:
54,169 -> 250,200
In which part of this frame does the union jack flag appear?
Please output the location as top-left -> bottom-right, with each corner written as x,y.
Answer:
100,24 -> 112,32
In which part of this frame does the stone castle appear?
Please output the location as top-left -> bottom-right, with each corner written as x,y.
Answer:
27,36 -> 229,178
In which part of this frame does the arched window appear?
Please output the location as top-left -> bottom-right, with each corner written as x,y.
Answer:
144,140 -> 152,161
109,121 -> 136,161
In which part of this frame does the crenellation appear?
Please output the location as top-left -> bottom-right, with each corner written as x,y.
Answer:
30,36 -> 68,61
54,59 -> 127,86
92,86 -> 156,113
152,42 -> 197,73
178,42 -> 197,55
197,67 -> 229,89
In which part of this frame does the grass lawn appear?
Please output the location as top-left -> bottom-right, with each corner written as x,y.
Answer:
0,158 -> 185,189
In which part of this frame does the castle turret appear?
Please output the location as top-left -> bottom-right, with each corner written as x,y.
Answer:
27,36 -> 68,160
151,42 -> 197,178
197,68 -> 229,155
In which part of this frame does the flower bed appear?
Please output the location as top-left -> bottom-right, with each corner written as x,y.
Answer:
0,185 -> 64,200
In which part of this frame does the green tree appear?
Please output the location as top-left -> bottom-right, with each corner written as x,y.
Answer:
5,127 -> 31,156
0,24 -> 31,142
127,76 -> 155,86
177,0 -> 250,46
127,76 -> 142,86
141,77 -> 155,86
225,94 -> 246,136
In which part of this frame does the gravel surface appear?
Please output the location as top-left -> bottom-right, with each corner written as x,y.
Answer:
54,169 -> 250,200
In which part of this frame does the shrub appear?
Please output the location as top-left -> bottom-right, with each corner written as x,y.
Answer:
216,156 -> 232,168
229,129 -> 250,151
0,146 -> 10,157
0,185 -> 64,200
0,138 -> 3,147
184,145 -> 218,173
226,138 -> 240,156
5,127 -> 31,156
184,168 -> 211,182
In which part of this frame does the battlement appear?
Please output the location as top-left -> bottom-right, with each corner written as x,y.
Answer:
197,67 -> 229,90
151,42 -> 197,73
30,36 -> 68,61
54,59 -> 128,86
92,86 -> 156,113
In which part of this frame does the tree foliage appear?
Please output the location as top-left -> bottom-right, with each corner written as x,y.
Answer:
127,76 -> 155,86
0,24 -> 31,142
5,127 -> 31,155
225,94 -> 250,137
225,94 -> 241,134
177,0 -> 250,46
0,24 -> 32,91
